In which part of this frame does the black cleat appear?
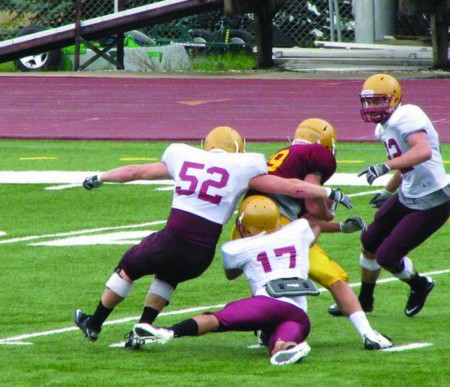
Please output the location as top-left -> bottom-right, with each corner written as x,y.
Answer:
73,309 -> 100,342
328,297 -> 374,317
363,332 -> 393,350
405,276 -> 435,317
124,331 -> 145,350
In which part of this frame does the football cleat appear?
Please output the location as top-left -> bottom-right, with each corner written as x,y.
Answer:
405,276 -> 435,317
254,330 -> 269,347
270,341 -> 311,366
73,309 -> 101,342
133,323 -> 174,344
328,297 -> 374,317
124,331 -> 145,350
364,331 -> 393,350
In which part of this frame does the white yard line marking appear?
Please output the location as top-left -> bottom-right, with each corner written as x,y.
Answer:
0,305 -> 225,345
1,270 -> 449,346
348,190 -> 381,197
0,221 -> 166,245
382,343 -> 433,352
1,177 -> 448,347
2,171 -> 448,187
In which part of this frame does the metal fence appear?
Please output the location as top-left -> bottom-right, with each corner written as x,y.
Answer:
0,0 -> 355,46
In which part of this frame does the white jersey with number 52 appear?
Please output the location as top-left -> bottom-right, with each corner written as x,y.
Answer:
162,143 -> 267,225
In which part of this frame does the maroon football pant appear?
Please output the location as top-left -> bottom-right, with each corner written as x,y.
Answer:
211,295 -> 310,354
361,195 -> 450,272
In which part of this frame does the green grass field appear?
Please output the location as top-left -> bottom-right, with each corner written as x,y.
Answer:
0,139 -> 449,386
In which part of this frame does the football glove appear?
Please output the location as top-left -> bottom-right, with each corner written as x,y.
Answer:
340,216 -> 367,233
83,175 -> 102,190
358,163 -> 390,185
328,188 -> 353,209
369,190 -> 394,208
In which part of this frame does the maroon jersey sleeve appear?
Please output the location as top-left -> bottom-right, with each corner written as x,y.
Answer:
267,143 -> 336,183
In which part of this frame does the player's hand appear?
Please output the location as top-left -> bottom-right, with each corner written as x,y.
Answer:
328,188 -> 353,209
369,190 -> 394,208
83,175 -> 102,190
340,216 -> 367,233
358,163 -> 390,185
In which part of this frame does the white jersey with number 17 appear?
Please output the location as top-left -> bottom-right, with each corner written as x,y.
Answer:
221,219 -> 315,311
162,143 -> 267,225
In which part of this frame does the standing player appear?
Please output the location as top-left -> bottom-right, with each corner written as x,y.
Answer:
73,126 -> 352,344
242,118 -> 392,349
127,195 -> 320,366
332,73 -> 449,317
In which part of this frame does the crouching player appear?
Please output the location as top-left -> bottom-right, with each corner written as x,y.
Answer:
126,195 -> 321,366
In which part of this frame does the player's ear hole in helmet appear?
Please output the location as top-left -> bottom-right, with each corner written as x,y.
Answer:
202,126 -> 246,153
359,73 -> 402,124
236,195 -> 282,237
292,118 -> 337,156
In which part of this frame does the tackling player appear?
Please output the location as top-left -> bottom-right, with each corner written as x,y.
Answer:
126,195 -> 320,366
330,73 -> 450,317
73,126 -> 353,344
239,118 -> 392,350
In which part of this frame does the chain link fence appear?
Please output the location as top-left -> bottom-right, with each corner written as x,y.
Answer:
0,0 -> 354,46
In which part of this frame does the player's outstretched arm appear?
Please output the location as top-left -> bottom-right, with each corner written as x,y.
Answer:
249,174 -> 353,208
83,162 -> 170,190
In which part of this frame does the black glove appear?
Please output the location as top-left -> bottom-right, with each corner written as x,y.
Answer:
340,216 -> 367,233
358,163 -> 390,185
369,190 -> 394,208
83,175 -> 102,190
328,188 -> 353,209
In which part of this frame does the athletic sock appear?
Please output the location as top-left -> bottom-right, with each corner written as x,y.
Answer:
359,282 -> 375,304
170,318 -> 199,337
90,301 -> 113,329
348,311 -> 374,339
138,306 -> 160,324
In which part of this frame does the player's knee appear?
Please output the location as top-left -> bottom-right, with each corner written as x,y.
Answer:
359,252 -> 381,271
150,279 -> 174,303
361,246 -> 375,259
106,270 -> 133,298
374,244 -> 401,270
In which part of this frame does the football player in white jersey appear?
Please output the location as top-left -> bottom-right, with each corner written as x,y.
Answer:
73,126 -> 353,344
126,195 -> 319,366
330,74 -> 449,318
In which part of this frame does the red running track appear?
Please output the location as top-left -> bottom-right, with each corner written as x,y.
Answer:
1,75 -> 449,143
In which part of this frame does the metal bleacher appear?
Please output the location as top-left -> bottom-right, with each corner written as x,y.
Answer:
0,0 -> 223,65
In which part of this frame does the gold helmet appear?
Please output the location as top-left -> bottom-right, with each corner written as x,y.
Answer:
236,195 -> 282,238
359,73 -> 402,123
293,118 -> 337,155
203,126 -> 245,153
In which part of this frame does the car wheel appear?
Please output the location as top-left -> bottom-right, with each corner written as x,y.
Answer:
15,25 -> 62,72
189,29 -> 215,55
228,30 -> 254,53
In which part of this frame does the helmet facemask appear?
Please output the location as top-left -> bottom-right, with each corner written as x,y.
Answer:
360,93 -> 396,123
360,74 -> 402,123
